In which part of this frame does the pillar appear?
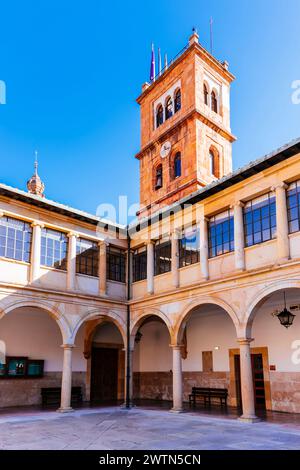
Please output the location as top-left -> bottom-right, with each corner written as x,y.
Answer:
238,338 -> 259,422
199,217 -> 209,280
67,232 -> 77,290
171,345 -> 183,412
98,241 -> 107,296
57,344 -> 74,413
233,202 -> 245,271
30,221 -> 43,283
124,347 -> 134,407
273,183 -> 290,262
171,231 -> 179,288
146,240 -> 154,295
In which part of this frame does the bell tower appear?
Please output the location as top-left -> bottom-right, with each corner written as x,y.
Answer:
135,31 -> 236,218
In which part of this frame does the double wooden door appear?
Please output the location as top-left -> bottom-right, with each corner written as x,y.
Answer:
91,347 -> 118,403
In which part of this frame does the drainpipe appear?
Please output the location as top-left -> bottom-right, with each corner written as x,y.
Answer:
125,233 -> 131,408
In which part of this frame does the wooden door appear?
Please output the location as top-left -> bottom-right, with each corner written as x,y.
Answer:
234,353 -> 266,410
91,348 -> 118,403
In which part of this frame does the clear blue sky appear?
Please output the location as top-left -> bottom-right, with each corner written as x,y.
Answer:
0,0 -> 300,220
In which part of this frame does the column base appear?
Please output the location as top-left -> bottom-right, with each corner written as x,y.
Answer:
170,407 -> 184,413
238,414 -> 260,423
120,402 -> 135,409
56,407 -> 74,413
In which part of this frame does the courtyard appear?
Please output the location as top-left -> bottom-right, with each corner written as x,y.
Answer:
0,406 -> 300,450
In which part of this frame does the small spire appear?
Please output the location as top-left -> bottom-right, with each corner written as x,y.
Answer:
158,47 -> 162,76
27,150 -> 45,197
150,43 -> 156,82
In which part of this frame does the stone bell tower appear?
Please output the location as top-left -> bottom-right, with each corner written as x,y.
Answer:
135,31 -> 236,218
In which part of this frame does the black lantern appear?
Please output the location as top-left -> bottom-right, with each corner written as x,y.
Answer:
276,292 -> 296,328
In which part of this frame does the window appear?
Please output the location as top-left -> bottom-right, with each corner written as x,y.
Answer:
211,90 -> 218,113
133,246 -> 147,282
107,246 -> 126,282
41,228 -> 68,270
76,238 -> 98,277
244,193 -> 276,247
204,83 -> 209,105
0,216 -> 32,263
156,105 -> 163,128
209,148 -> 219,178
174,89 -> 181,113
287,180 -> 300,233
179,226 -> 200,267
155,164 -> 163,190
165,97 -> 173,120
154,238 -> 171,275
174,152 -> 181,178
208,210 -> 234,257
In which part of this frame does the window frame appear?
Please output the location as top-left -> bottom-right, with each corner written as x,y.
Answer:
0,216 -> 32,263
40,228 -> 68,270
156,104 -> 164,128
155,164 -> 163,190
174,89 -> 181,113
243,193 -> 276,247
179,226 -> 200,268
154,238 -> 171,276
208,209 -> 234,258
211,90 -> 218,113
287,180 -> 300,234
173,152 -> 182,179
76,237 -> 99,277
165,97 -> 173,120
132,246 -> 147,282
106,246 -> 126,283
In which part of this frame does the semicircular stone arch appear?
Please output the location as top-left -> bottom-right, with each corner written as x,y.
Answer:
0,298 -> 70,344
130,308 -> 174,349
243,278 -> 300,338
174,296 -> 240,346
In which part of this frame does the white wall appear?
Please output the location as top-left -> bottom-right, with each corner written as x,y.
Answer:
93,322 -> 123,344
0,307 -> 86,372
133,321 -> 172,372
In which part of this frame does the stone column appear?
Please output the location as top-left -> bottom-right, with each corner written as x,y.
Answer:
199,217 -> 209,280
98,241 -> 107,296
30,221 -> 43,283
238,338 -> 259,422
67,232 -> 77,291
171,231 -> 179,288
273,183 -> 290,262
146,240 -> 155,295
171,345 -> 183,412
233,202 -> 245,271
124,347 -> 134,407
57,344 -> 74,413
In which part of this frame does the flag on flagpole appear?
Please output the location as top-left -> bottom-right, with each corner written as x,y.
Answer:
164,53 -> 168,70
158,47 -> 162,76
150,43 -> 155,82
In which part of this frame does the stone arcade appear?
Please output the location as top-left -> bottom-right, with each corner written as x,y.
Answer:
0,31 -> 300,422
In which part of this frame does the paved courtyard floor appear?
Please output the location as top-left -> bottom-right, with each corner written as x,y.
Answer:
0,406 -> 300,450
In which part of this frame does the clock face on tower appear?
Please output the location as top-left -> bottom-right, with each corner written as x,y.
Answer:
160,141 -> 172,158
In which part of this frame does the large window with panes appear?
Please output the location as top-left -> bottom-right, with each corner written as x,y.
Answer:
179,226 -> 200,267
107,246 -> 126,283
76,238 -> 98,277
287,180 -> 300,233
244,193 -> 276,246
154,238 -> 171,275
41,228 -> 68,270
0,216 -> 32,262
132,246 -> 147,282
208,210 -> 234,258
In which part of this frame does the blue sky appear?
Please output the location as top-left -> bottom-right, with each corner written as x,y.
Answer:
0,0 -> 300,220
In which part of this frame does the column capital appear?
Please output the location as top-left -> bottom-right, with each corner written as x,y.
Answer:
98,239 -> 109,247
271,182 -> 288,191
237,337 -> 254,346
231,201 -> 244,209
67,231 -> 79,239
31,220 -> 44,228
146,238 -> 155,246
0,210 -> 4,218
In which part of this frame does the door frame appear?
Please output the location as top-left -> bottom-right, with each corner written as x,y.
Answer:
229,346 -> 272,410
86,342 -> 125,402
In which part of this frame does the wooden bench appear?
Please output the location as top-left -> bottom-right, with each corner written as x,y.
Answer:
189,387 -> 228,408
41,387 -> 83,407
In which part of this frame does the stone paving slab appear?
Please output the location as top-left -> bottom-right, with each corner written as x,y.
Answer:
0,406 -> 300,450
